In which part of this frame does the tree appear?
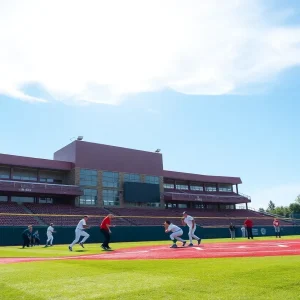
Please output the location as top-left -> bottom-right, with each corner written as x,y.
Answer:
273,206 -> 290,218
258,208 -> 265,213
289,203 -> 300,214
289,195 -> 300,217
295,195 -> 300,205
267,200 -> 276,212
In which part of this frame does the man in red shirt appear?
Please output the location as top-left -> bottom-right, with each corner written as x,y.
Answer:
273,218 -> 281,238
244,217 -> 253,239
100,214 -> 114,250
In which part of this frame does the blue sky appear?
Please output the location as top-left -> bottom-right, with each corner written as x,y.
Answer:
2,67 -> 300,209
1,0 -> 300,209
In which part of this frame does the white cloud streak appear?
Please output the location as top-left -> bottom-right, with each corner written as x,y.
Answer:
1,0 -> 300,105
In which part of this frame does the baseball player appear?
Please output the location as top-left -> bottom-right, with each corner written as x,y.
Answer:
45,223 -> 55,247
69,216 -> 90,251
164,220 -> 186,248
182,211 -> 201,246
22,225 -> 33,248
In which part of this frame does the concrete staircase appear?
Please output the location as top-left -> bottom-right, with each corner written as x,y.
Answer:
19,203 -> 46,226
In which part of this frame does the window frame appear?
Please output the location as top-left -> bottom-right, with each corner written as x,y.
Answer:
79,169 -> 98,187
123,173 -> 141,183
145,175 -> 160,184
102,171 -> 119,188
79,188 -> 97,205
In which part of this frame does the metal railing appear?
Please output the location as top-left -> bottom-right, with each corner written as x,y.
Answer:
0,179 -> 81,193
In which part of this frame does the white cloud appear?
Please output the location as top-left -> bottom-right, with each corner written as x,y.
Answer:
250,183 -> 300,209
1,0 -> 300,105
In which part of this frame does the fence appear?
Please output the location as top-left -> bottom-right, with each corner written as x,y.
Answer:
1,225 -> 300,246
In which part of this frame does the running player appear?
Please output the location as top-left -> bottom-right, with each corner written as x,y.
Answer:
164,220 -> 186,248
69,216 -> 90,251
45,223 -> 55,247
182,211 -> 201,246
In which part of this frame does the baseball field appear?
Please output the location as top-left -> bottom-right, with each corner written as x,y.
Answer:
1,236 -> 300,300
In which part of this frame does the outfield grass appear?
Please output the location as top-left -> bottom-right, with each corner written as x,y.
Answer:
1,237 -> 300,300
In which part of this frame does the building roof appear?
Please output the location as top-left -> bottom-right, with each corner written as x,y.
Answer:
163,170 -> 242,184
0,142 -> 243,185
0,153 -> 73,171
54,141 -> 164,176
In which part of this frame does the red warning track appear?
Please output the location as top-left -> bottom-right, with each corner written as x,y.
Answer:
1,240 -> 300,264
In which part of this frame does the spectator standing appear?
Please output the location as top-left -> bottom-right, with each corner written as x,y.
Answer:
273,218 -> 281,238
244,217 -> 254,239
229,223 -> 236,239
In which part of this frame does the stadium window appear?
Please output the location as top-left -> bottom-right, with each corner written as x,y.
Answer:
206,204 -> 218,209
194,203 -> 205,209
40,178 -> 63,184
102,189 -> 119,206
163,183 -> 174,189
175,184 -> 189,190
219,184 -> 233,192
0,196 -> 8,202
0,167 -> 10,179
145,176 -> 160,184
178,204 -> 187,209
79,169 -> 98,186
205,184 -> 217,192
39,170 -> 64,184
13,168 -> 37,181
123,173 -> 141,183
190,184 -> 204,191
146,202 -> 160,208
79,189 -> 97,205
39,197 -> 53,204
226,204 -> 235,209
11,196 -> 35,203
102,171 -> 119,188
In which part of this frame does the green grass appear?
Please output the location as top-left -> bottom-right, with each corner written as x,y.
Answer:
1,236 -> 300,300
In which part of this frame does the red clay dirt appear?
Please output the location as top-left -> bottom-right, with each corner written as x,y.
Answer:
1,240 -> 300,264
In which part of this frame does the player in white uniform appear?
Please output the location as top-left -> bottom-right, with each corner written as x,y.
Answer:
69,216 -> 90,251
45,223 -> 55,247
182,212 -> 201,246
164,220 -> 186,248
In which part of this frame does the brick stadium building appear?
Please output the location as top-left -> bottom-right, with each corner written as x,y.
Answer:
0,140 -> 250,210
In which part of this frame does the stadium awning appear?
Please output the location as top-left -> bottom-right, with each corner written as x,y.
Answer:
164,192 -> 251,204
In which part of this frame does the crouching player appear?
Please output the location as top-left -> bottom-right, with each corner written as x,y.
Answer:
164,220 -> 186,248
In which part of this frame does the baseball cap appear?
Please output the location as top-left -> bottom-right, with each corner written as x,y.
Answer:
182,211 -> 187,215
